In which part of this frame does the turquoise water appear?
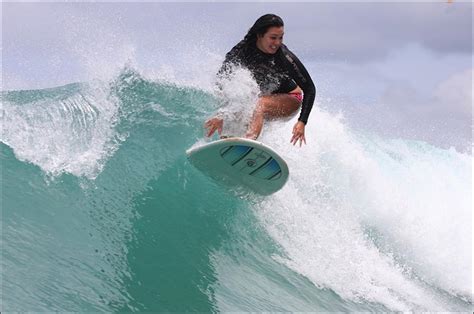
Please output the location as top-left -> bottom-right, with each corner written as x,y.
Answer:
1,68 -> 472,311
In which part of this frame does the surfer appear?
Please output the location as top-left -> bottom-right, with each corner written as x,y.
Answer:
205,14 -> 316,146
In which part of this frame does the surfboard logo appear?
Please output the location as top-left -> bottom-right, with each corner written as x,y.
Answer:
219,145 -> 282,181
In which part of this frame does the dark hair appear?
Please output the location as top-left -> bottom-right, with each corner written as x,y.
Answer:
243,14 -> 284,44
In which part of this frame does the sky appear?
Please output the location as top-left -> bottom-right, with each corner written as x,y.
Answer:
1,1 -> 473,151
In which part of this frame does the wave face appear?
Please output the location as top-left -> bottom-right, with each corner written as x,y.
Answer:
1,68 -> 471,311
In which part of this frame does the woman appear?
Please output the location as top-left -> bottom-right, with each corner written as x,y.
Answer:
205,14 -> 316,146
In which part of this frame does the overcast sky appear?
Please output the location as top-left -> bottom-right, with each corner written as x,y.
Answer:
2,1 -> 472,150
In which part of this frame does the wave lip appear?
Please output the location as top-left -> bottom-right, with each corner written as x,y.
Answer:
1,82 -> 121,178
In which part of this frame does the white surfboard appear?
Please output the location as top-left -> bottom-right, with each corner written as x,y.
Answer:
186,137 -> 289,195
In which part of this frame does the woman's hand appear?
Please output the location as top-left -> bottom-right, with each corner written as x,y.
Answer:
204,117 -> 223,137
290,121 -> 306,146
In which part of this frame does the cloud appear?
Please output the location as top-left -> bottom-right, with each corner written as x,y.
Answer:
372,68 -> 472,151
432,69 -> 473,118
4,2 -> 471,62
379,68 -> 472,120
314,53 -> 472,152
278,2 -> 472,62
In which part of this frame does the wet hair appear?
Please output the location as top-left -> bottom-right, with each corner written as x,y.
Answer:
243,14 -> 284,44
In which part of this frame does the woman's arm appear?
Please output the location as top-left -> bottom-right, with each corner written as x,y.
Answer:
280,45 -> 316,125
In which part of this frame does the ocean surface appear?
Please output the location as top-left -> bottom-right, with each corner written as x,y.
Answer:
1,68 -> 472,312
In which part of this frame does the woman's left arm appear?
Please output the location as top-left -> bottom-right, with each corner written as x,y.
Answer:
291,120 -> 306,147
280,46 -> 316,146
281,45 -> 316,125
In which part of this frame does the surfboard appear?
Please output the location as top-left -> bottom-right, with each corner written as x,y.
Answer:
186,137 -> 289,195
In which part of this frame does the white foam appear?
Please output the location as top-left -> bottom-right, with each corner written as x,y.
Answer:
1,82 -> 121,179
255,107 -> 471,310
212,66 -> 260,137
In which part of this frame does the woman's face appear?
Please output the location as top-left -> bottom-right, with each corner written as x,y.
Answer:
256,26 -> 284,54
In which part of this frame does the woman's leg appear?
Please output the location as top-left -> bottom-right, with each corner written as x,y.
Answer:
245,94 -> 301,140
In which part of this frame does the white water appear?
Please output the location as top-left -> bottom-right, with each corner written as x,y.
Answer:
1,83 -> 122,179
256,107 -> 472,311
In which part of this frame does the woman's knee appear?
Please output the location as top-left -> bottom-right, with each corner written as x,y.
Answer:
256,94 -> 299,118
255,97 -> 271,114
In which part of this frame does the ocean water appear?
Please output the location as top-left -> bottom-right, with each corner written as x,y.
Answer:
1,68 -> 472,312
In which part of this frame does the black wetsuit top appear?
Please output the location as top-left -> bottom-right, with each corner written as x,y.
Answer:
218,40 -> 316,124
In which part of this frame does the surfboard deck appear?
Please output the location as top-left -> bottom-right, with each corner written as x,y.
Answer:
186,137 -> 289,195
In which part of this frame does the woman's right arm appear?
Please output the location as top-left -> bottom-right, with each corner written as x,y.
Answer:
204,117 -> 223,137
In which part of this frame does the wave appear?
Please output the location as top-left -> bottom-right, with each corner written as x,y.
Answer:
1,67 -> 471,311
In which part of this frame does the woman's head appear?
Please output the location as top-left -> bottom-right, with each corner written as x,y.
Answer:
247,14 -> 284,39
244,14 -> 285,54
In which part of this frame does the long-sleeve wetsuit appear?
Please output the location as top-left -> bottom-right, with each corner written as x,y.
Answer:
217,40 -> 316,124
